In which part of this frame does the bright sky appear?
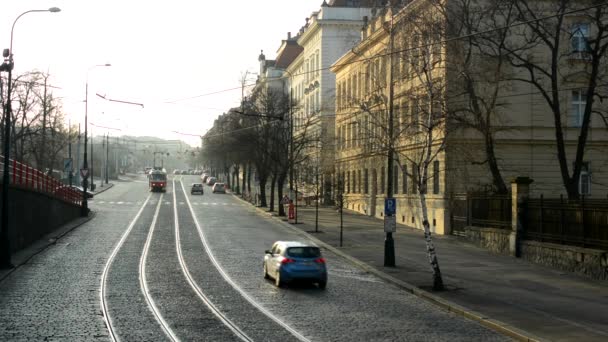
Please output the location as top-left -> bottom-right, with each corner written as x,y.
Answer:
1,1 -> 320,147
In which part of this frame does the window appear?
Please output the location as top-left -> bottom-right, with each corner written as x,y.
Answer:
570,90 -> 587,127
412,98 -> 419,131
357,170 -> 362,194
433,160 -> 440,194
579,162 -> 591,195
346,171 -> 351,193
412,163 -> 418,193
571,23 -> 590,53
393,165 -> 399,194
364,169 -> 369,194
381,166 -> 385,194
402,164 -> 408,194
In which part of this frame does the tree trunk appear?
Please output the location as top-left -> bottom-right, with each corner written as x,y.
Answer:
247,162 -> 252,194
269,175 -> 276,212
419,192 -> 445,291
485,131 -> 507,194
241,163 -> 247,196
233,164 -> 240,194
259,176 -> 268,207
277,174 -> 286,216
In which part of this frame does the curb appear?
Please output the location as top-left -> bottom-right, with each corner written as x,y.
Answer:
0,212 -> 97,283
232,194 -> 543,342
93,182 -> 115,195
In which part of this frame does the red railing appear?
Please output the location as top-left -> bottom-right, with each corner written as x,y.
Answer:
0,156 -> 82,206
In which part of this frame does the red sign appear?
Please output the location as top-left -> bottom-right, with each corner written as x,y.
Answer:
288,203 -> 295,220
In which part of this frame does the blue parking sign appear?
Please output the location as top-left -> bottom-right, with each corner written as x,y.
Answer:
384,198 -> 396,216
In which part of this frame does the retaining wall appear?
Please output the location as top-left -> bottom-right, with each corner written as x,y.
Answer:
464,225 -> 608,281
0,186 -> 81,253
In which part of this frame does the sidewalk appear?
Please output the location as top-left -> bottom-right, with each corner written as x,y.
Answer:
261,203 -> 608,342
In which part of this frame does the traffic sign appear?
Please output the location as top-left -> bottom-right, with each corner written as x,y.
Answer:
80,168 -> 89,178
384,215 -> 396,232
384,198 -> 396,215
63,158 -> 73,172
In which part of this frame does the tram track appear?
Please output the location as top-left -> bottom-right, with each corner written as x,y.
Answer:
100,193 -> 152,342
139,193 -> 179,341
172,178 -> 254,342
176,179 -> 311,342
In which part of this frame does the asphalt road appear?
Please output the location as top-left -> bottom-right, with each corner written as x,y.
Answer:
0,174 -> 511,341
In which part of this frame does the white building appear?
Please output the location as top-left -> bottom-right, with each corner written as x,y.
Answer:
284,0 -> 374,203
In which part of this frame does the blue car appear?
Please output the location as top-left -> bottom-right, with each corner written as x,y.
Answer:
264,241 -> 327,289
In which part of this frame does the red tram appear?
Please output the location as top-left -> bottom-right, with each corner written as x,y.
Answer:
149,169 -> 167,192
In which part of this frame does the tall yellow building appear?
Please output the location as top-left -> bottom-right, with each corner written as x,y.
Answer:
331,1 -> 608,234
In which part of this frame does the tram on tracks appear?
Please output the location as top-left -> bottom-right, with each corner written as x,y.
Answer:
148,168 -> 167,192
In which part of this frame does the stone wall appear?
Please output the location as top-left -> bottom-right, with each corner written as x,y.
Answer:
464,226 -> 511,255
521,240 -> 608,281
463,225 -> 608,281
0,186 -> 81,253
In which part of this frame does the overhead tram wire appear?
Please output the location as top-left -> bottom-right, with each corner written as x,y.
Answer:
161,2 -> 608,105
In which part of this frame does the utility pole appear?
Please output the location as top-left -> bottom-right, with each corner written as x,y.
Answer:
384,9 -> 396,267
91,128 -> 94,190
105,133 -> 109,183
68,121 -> 73,186
76,125 -> 81,186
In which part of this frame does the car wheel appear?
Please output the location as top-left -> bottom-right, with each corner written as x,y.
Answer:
263,263 -> 269,279
318,281 -> 327,289
275,271 -> 283,288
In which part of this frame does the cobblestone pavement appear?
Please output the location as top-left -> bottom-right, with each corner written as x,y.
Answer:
0,175 -> 511,341
277,204 -> 608,342
0,181 -> 148,341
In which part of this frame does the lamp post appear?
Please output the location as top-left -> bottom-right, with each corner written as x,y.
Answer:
81,63 -> 111,216
0,7 -> 61,269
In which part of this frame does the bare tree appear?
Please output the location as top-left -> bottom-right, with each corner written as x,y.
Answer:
498,0 -> 608,199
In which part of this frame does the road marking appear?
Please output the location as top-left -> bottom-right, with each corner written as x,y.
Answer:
109,201 -> 115,204
99,201 -> 106,204
100,193 -> 152,342
165,201 -> 171,205
172,179 -> 253,342
117,201 -> 124,205
139,193 -> 179,341
179,181 -> 310,342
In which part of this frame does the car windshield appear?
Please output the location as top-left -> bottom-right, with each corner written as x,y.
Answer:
286,247 -> 320,258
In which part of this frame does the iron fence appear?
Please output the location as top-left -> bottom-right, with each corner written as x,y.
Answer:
524,195 -> 608,250
0,156 -> 81,206
450,193 -> 512,236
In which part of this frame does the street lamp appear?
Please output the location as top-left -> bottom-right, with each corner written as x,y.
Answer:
1,7 -> 61,269
81,63 -> 111,216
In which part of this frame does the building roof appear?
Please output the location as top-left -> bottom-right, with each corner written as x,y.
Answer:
275,32 -> 303,69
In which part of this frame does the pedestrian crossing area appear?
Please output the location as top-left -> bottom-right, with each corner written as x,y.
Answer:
92,200 -> 241,207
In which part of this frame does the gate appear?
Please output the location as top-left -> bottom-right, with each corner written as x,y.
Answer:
450,194 -> 468,237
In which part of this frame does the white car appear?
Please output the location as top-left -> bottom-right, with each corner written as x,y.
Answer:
212,182 -> 226,193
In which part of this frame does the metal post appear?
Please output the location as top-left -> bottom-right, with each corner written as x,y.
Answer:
1,7 -> 61,267
105,133 -> 109,183
384,12 -> 396,267
91,128 -> 94,189
315,168 -> 319,233
68,122 -> 73,186
0,57 -> 13,268
81,80 -> 89,216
